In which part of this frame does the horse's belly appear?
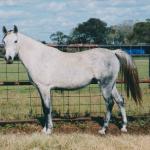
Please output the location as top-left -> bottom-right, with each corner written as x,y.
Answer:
51,68 -> 93,89
54,79 -> 92,89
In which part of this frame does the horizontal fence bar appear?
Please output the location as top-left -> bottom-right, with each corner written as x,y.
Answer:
0,119 -> 38,125
1,44 -> 150,48
1,115 -> 150,125
0,117 -> 92,125
0,79 -> 150,86
0,81 -> 31,86
0,54 -> 150,59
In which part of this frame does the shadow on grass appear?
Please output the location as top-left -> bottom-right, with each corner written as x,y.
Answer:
36,115 -> 138,129
36,115 -> 150,129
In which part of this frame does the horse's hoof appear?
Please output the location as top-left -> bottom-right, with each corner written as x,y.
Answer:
98,129 -> 106,135
42,127 -> 47,133
121,127 -> 127,133
46,128 -> 52,135
42,127 -> 52,135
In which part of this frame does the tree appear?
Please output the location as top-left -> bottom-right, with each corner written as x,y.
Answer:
128,19 -> 150,44
50,31 -> 68,45
106,27 -> 118,45
68,18 -> 107,44
106,20 -> 134,45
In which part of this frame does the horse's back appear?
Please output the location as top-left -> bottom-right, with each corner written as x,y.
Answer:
59,48 -> 120,80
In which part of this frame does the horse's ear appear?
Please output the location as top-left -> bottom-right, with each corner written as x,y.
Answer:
14,25 -> 18,33
2,26 -> 7,34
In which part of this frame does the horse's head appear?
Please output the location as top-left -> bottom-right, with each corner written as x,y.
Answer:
2,25 -> 19,64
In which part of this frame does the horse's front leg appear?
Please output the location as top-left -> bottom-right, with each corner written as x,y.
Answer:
37,85 -> 53,134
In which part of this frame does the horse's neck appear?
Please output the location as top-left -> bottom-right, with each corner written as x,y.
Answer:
19,33 -> 35,49
18,33 -> 59,54
18,33 -> 59,68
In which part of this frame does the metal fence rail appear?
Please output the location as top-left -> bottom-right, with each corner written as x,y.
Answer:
0,45 -> 150,121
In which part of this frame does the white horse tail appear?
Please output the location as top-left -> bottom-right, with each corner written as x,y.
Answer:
114,49 -> 142,104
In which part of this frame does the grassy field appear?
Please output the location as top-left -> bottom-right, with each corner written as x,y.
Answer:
0,133 -> 150,150
0,57 -> 150,120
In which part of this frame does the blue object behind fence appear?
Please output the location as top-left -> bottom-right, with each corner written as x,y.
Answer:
123,48 -> 145,54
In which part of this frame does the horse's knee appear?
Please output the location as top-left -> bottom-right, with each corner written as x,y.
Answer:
43,105 -> 50,115
45,107 -> 50,114
104,98 -> 114,112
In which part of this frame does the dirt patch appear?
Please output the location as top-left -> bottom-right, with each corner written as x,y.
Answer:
0,117 -> 150,135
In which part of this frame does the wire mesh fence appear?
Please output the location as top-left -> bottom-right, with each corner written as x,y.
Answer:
0,45 -> 150,121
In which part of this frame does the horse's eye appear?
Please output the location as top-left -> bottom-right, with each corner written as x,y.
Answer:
14,40 -> 18,43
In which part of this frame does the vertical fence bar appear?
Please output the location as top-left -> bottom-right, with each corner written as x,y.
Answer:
67,90 -> 70,117
17,60 -> 19,81
78,89 -> 81,115
62,90 -> 65,116
6,63 -> 9,102
89,85 -> 92,115
149,54 -> 150,88
29,85 -> 33,118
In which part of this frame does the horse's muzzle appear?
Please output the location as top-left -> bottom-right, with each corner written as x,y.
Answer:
5,56 -> 13,64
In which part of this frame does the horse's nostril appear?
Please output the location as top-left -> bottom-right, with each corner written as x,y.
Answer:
8,56 -> 12,60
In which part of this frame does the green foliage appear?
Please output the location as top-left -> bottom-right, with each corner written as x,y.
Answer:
106,20 -> 134,45
50,31 -> 68,45
69,18 -> 107,44
49,18 -> 150,45
128,20 -> 150,44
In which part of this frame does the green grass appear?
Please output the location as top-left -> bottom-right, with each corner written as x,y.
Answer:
133,57 -> 149,79
0,57 -> 150,120
0,59 -> 28,81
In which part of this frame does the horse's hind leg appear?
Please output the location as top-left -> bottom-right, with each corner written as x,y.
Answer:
98,82 -> 114,135
112,85 -> 127,132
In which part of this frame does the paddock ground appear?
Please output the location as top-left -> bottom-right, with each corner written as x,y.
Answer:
0,133 -> 150,150
0,118 -> 150,150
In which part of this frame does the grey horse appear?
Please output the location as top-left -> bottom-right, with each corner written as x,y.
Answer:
2,26 -> 142,134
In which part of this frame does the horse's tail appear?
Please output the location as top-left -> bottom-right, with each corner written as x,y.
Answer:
114,49 -> 142,104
